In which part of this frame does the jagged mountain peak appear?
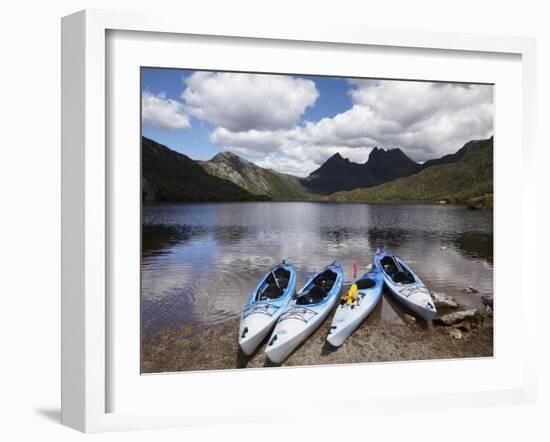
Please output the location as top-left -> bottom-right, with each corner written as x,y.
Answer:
367,146 -> 417,168
325,152 -> 348,163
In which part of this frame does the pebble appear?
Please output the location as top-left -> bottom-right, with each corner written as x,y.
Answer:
403,314 -> 416,325
448,328 -> 462,339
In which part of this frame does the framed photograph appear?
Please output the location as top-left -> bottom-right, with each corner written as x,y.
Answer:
61,9 -> 537,432
140,67 -> 495,374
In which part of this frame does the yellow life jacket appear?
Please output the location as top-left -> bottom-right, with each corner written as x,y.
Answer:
341,284 -> 359,305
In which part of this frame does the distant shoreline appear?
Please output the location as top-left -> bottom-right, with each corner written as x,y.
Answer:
142,199 -> 491,209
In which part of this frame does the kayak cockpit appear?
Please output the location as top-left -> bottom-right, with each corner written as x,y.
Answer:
356,277 -> 376,290
296,269 -> 338,305
256,267 -> 291,301
380,256 -> 415,284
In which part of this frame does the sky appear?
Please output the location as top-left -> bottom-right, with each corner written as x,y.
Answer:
141,68 -> 494,177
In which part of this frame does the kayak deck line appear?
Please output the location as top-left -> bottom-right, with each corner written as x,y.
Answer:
278,307 -> 318,324
242,302 -> 281,319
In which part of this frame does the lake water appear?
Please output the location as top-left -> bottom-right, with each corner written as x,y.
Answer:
141,202 -> 493,336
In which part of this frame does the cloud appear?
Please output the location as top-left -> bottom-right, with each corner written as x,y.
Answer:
346,80 -> 494,158
181,72 -> 319,132
210,127 -> 285,155
209,79 -> 493,176
142,91 -> 190,130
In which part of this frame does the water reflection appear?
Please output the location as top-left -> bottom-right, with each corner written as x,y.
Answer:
142,224 -> 207,257
451,231 -> 493,263
141,202 -> 493,335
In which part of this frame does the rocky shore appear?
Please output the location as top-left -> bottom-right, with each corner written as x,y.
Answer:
142,292 -> 493,373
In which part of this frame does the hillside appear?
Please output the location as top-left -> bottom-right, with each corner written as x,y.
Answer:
300,147 -> 419,194
418,137 -> 493,171
200,151 -> 312,200
141,137 -> 268,203
327,137 -> 493,208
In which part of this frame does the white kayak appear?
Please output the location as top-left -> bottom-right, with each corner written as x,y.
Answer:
265,262 -> 344,364
374,248 -> 437,321
238,261 -> 297,355
326,268 -> 384,347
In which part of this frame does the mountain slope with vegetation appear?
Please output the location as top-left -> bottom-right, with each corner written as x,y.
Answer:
418,138 -> 493,171
200,151 -> 313,200
142,137 -> 268,203
327,137 -> 493,208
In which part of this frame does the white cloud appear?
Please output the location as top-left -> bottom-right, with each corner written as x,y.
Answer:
181,72 -> 319,132
210,127 -> 285,155
142,91 -> 190,130
209,79 -> 493,176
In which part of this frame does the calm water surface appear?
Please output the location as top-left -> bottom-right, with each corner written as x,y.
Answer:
142,202 -> 493,335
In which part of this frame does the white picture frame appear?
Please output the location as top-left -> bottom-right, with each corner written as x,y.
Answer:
61,9 -> 537,433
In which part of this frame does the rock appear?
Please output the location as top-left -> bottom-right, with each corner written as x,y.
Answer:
463,286 -> 479,294
403,314 -> 416,325
434,309 -> 479,326
482,295 -> 494,308
431,291 -> 459,308
448,328 -> 462,339
453,322 -> 471,332
440,246 -> 448,250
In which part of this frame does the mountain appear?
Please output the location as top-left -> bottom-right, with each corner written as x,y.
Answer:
141,137 -> 268,202
200,151 -> 312,200
327,137 -> 493,208
300,148 -> 420,194
366,147 -> 422,183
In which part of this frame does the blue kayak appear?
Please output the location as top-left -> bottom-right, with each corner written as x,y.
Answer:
238,260 -> 297,355
374,248 -> 437,321
265,262 -> 344,364
327,267 -> 384,347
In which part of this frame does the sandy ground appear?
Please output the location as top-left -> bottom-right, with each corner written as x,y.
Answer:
142,300 -> 493,373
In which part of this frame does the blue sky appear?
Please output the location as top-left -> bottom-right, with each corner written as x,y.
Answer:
141,68 -> 493,176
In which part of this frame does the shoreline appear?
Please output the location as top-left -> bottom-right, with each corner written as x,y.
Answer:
142,303 -> 493,374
